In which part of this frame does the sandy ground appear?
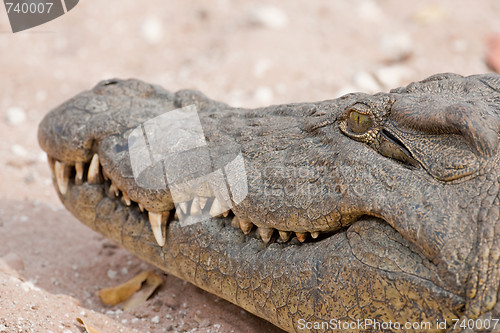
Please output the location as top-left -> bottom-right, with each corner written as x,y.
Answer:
1,1 -> 500,332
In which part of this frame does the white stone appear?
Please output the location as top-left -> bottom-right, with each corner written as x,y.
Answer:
5,107 -> 26,125
141,17 -> 163,44
253,86 -> 274,105
357,0 -> 384,22
249,5 -> 288,29
380,33 -> 413,62
353,71 -> 380,93
107,269 -> 117,279
374,65 -> 413,88
11,144 -> 28,158
151,315 -> 160,324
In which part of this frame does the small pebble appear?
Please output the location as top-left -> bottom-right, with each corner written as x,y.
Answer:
141,17 -> 163,44
379,33 -> 413,63
107,269 -> 117,279
353,71 -> 380,93
151,315 -> 160,324
357,0 -> 384,22
11,144 -> 29,158
248,5 -> 288,29
374,65 -> 413,88
5,107 -> 26,125
253,86 -> 274,105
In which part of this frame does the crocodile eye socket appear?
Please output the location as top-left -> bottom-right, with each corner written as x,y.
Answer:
347,110 -> 372,134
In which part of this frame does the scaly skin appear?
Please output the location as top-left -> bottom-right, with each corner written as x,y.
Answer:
38,73 -> 500,332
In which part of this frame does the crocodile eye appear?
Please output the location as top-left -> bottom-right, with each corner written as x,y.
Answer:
347,110 -> 372,134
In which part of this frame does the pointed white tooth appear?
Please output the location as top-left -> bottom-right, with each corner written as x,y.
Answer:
178,202 -> 188,215
148,211 -> 166,247
54,161 -> 70,194
209,197 -> 228,217
199,197 -> 208,210
47,155 -> 55,171
87,153 -> 102,184
222,210 -> 230,217
138,203 -> 145,213
75,162 -> 84,185
278,231 -> 291,242
296,232 -> 307,243
258,227 -> 274,244
311,231 -> 320,239
239,218 -> 253,234
231,216 -> 240,228
190,197 -> 201,215
122,191 -> 131,206
109,183 -> 119,197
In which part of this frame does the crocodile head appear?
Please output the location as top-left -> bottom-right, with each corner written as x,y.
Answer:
38,73 -> 500,332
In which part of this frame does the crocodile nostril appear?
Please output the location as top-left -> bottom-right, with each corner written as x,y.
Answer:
103,79 -> 119,86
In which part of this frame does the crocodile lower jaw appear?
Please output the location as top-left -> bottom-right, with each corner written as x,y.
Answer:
45,153 -> 464,332
48,153 -> 335,247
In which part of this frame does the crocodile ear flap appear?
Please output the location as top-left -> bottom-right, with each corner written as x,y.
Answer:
442,103 -> 498,159
389,101 -> 499,181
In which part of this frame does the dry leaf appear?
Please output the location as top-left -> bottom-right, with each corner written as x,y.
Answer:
123,272 -> 163,310
76,317 -> 102,333
98,271 -> 163,309
98,271 -> 149,306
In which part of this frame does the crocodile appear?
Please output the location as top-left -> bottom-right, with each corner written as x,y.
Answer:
38,73 -> 500,332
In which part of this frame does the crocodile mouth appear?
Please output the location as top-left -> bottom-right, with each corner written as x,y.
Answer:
48,153 -> 337,246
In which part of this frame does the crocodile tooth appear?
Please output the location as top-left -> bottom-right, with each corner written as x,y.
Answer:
199,197 -> 208,210
75,162 -> 84,185
296,232 -> 307,243
209,197 -> 226,217
102,169 -> 109,181
278,231 -> 291,242
148,211 -> 166,247
258,227 -> 274,244
138,203 -> 144,213
87,153 -> 102,184
54,161 -> 71,194
121,191 -> 132,206
190,197 -> 201,215
178,202 -> 188,215
311,231 -> 320,239
239,218 -> 253,234
47,155 -> 55,171
231,216 -> 240,228
109,183 -> 119,197
222,210 -> 230,217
